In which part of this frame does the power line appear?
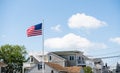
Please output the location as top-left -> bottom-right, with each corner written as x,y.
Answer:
97,55 -> 120,59
92,50 -> 120,57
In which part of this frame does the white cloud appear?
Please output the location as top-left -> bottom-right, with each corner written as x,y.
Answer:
68,13 -> 107,29
110,37 -> 120,45
51,24 -> 61,32
45,33 -> 107,50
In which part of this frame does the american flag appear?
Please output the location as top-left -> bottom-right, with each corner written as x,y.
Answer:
27,23 -> 42,37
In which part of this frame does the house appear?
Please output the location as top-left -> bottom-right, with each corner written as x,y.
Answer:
48,51 -> 87,67
26,62 -> 84,73
111,63 -> 120,73
24,51 -> 108,73
102,63 -> 111,73
84,57 -> 105,73
26,62 -> 67,73
92,58 -> 104,73
23,51 -> 85,73
116,63 -> 120,73
23,52 -> 48,73
0,62 -> 7,73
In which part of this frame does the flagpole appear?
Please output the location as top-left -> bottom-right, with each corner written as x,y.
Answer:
42,19 -> 45,73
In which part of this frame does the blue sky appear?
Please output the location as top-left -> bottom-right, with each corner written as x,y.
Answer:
0,0 -> 120,67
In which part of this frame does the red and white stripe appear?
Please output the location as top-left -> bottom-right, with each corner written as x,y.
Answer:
27,26 -> 42,37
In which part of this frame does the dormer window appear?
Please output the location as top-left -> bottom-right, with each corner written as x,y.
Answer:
69,56 -> 74,60
30,57 -> 34,63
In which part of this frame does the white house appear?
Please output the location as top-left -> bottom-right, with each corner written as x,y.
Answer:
92,58 -> 104,73
48,51 -> 87,67
23,51 -> 85,73
26,62 -> 67,73
26,62 -> 84,73
23,51 -> 106,73
23,52 -> 48,73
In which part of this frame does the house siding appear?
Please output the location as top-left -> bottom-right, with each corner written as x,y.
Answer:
66,55 -> 76,66
30,56 -> 39,64
24,51 -> 87,73
50,52 -> 86,67
27,64 -> 59,73
48,53 -> 65,67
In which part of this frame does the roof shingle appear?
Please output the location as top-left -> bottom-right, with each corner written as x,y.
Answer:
46,62 -> 82,73
65,66 -> 82,73
45,62 -> 67,72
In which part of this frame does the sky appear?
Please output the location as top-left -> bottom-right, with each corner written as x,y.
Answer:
0,0 -> 120,68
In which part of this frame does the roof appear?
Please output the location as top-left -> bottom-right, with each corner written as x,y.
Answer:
65,66 -> 82,73
45,62 -> 67,72
48,52 -> 66,61
52,50 -> 83,55
0,62 -> 7,67
29,51 -> 48,62
46,62 -> 83,73
51,50 -> 89,61
30,54 -> 48,62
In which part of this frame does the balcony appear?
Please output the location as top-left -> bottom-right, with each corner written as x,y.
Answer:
77,60 -> 86,66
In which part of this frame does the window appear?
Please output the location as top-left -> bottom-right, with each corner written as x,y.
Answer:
83,60 -> 85,64
1,67 -> 6,72
69,56 -> 74,60
78,56 -> 81,60
78,60 -> 81,64
82,57 -> 85,63
30,57 -> 34,62
77,56 -> 81,64
49,56 -> 52,60
38,63 -> 42,70
82,57 -> 84,60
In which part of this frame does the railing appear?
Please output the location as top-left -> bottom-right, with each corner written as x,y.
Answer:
77,63 -> 86,66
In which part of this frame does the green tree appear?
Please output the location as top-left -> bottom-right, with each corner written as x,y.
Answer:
83,66 -> 93,73
0,44 -> 27,73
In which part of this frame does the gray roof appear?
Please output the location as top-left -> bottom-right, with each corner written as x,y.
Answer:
52,50 -> 83,55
